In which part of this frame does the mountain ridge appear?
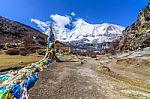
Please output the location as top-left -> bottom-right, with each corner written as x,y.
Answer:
119,3 -> 150,51
53,18 -> 125,51
0,16 -> 47,48
55,19 -> 125,43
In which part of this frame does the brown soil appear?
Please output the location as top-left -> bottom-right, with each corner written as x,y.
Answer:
1,54 -> 149,98
28,55 -> 150,99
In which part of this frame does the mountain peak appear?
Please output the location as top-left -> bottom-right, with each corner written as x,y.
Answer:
55,18 -> 125,43
73,18 -> 90,28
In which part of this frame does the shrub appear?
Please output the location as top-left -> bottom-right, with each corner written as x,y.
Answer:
19,48 -> 28,56
5,49 -> 19,55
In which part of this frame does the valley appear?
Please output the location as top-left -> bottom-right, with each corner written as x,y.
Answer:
0,1 -> 150,99
28,53 -> 150,99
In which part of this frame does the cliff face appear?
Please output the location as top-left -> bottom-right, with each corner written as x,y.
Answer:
0,16 -> 47,46
119,3 -> 150,51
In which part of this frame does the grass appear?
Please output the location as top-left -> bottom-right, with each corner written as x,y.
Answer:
116,58 -> 150,76
102,70 -> 150,92
0,54 -> 43,67
90,59 -> 150,93
113,65 -> 150,77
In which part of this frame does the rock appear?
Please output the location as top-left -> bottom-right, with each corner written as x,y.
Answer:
143,47 -> 150,51
119,3 -> 150,51
81,61 -> 84,64
101,66 -> 111,72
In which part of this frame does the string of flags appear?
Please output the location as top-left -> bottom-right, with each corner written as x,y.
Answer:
0,25 -> 59,99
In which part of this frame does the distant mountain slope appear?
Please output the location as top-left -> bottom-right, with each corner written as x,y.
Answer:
54,19 -> 125,50
56,19 -> 125,43
119,3 -> 150,51
0,16 -> 47,46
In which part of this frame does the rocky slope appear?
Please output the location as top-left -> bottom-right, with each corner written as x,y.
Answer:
0,16 -> 47,47
119,3 -> 150,51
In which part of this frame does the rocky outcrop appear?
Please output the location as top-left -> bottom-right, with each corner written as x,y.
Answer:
119,3 -> 150,51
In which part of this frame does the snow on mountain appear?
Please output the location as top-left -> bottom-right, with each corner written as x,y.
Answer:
31,16 -> 125,50
55,18 -> 125,44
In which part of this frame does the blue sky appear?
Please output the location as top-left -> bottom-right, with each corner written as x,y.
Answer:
0,0 -> 148,30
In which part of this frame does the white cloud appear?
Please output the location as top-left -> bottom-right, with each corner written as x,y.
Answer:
50,14 -> 71,28
31,18 -> 48,31
71,12 -> 76,16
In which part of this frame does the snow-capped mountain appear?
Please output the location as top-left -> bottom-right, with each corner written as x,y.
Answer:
32,17 -> 125,51
54,18 -> 125,50
55,19 -> 125,44
31,14 -> 125,50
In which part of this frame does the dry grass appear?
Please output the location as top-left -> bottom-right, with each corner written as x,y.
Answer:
101,70 -> 150,92
90,57 -> 150,93
0,54 -> 42,67
112,57 -> 150,77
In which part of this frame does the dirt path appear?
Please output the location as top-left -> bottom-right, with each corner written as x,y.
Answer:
29,55 -> 150,99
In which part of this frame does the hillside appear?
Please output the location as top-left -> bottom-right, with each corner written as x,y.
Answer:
0,16 -> 47,47
119,3 -> 150,51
